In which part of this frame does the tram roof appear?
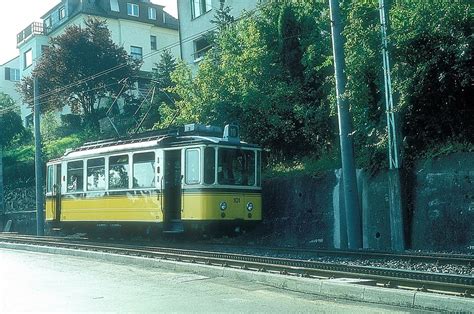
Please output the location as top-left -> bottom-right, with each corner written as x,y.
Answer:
48,125 -> 260,163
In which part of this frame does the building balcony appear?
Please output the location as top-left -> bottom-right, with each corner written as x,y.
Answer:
17,22 -> 45,45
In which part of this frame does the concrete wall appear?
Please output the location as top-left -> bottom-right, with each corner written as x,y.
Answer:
410,153 -> 474,250
260,153 -> 473,251
261,173 -> 336,248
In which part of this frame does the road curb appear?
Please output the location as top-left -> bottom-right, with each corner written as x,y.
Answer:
1,242 -> 473,312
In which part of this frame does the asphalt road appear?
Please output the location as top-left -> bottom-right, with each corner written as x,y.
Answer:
0,248 -> 427,313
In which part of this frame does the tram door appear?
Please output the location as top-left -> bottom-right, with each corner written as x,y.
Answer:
163,150 -> 183,232
55,164 -> 62,220
50,164 -> 62,221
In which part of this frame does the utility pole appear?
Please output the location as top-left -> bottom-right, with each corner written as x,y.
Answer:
34,78 -> 44,236
379,0 -> 405,251
0,144 -> 4,220
329,0 -> 362,249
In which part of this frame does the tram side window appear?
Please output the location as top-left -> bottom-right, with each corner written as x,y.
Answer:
46,165 -> 54,193
67,161 -> 84,192
218,149 -> 255,186
204,147 -> 215,184
109,155 -> 129,189
185,149 -> 200,184
87,158 -> 105,191
133,152 -> 155,188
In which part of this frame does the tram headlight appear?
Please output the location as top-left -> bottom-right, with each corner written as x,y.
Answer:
220,201 -> 227,211
246,202 -> 254,211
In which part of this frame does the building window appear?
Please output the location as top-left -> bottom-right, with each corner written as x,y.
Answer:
59,7 -> 66,20
148,7 -> 156,20
130,46 -> 143,60
4,67 -> 20,81
24,49 -> 33,69
59,7 -> 65,20
150,35 -> 157,50
44,16 -> 51,30
191,0 -> 212,19
127,3 -> 139,17
110,0 -> 120,12
193,37 -> 211,62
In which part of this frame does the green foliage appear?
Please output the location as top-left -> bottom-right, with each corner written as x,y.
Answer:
146,50 -> 178,130
342,0 -> 387,170
278,3 -> 304,80
264,148 -> 341,178
0,93 -> 26,147
18,18 -> 141,127
414,139 -> 474,162
390,1 -> 473,157
162,1 -> 335,162
43,134 -> 84,160
40,111 -> 62,142
157,0 -> 473,174
3,144 -> 34,163
211,1 -> 235,32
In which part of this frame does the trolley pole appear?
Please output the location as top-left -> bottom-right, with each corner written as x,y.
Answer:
329,0 -> 362,249
379,0 -> 405,251
34,78 -> 44,236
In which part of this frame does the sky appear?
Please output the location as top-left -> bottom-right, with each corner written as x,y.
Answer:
0,0 -> 177,65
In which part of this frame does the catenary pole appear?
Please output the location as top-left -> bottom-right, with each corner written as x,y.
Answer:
0,144 -> 4,218
34,78 -> 44,236
329,0 -> 362,249
379,0 -> 405,251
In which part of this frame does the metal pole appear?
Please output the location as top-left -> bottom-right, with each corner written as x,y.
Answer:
34,78 -> 44,236
329,0 -> 362,249
379,0 -> 405,251
0,144 -> 4,215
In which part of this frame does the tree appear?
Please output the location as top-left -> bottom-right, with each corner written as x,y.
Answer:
19,18 -> 141,127
390,1 -> 473,156
278,4 -> 304,81
0,93 -> 25,147
211,1 -> 235,32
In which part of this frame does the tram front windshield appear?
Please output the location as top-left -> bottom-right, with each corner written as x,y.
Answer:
217,148 -> 255,186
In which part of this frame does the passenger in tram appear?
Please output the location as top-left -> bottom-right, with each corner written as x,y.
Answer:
68,176 -> 78,192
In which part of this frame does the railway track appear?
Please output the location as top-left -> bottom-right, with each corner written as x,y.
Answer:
0,233 -> 472,297
171,242 -> 474,267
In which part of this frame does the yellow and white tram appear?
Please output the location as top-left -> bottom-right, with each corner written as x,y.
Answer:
45,124 -> 262,234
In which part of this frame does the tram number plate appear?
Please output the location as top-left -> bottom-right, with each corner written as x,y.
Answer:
233,198 -> 240,204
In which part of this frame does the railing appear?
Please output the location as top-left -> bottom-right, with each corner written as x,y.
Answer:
17,22 -> 45,44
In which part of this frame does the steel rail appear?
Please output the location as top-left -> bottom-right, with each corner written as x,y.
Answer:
0,234 -> 472,297
195,243 -> 474,266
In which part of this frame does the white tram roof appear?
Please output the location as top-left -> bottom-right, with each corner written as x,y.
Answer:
48,124 -> 260,163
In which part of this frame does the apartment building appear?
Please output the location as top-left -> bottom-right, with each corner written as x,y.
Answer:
0,57 -> 22,109
1,0 -> 179,125
177,0 -> 262,71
